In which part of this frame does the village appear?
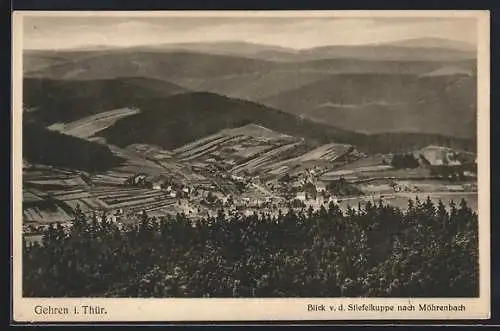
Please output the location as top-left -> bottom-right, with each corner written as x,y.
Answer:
23,153 -> 477,244
22,134 -> 478,246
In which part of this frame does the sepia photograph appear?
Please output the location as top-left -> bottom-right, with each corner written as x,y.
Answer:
12,10 -> 490,322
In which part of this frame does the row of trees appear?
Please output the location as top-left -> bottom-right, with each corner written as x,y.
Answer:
326,178 -> 364,197
429,165 -> 476,181
23,197 -> 478,298
390,153 -> 420,169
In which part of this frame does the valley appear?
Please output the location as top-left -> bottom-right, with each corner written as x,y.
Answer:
23,116 -> 478,245
21,38 -> 479,244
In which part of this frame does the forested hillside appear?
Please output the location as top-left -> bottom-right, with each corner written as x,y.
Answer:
23,197 -> 478,298
23,122 -> 124,172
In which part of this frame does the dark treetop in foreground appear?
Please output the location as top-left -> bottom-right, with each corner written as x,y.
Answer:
23,197 -> 478,298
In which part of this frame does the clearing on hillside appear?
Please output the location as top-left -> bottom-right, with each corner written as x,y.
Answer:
48,107 -> 141,139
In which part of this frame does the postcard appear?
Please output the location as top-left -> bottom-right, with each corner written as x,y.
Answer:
12,10 -> 490,322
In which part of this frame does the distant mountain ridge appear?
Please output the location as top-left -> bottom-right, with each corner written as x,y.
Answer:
23,37 -> 476,76
110,38 -> 477,62
379,37 -> 476,52
24,49 -> 476,83
25,37 -> 476,62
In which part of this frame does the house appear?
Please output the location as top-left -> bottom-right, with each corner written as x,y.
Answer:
296,192 -> 307,201
133,174 -> 147,185
113,208 -> 124,216
447,185 -> 465,192
328,196 -> 338,204
153,184 -> 162,190
316,182 -> 327,193
393,185 -> 401,192
231,174 -> 244,181
169,191 -> 177,198
463,171 -> 477,178
182,187 -> 190,194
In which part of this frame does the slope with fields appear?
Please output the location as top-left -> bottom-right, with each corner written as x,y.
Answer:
97,91 -> 362,150
48,107 -> 141,139
263,143 -> 354,174
170,124 -> 310,175
96,92 -> 475,154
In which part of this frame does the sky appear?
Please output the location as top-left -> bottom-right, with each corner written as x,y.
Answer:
21,15 -> 478,50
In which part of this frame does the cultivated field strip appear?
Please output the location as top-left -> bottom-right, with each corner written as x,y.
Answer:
230,142 -> 302,174
23,191 -> 45,203
26,177 -> 88,186
176,135 -> 233,158
81,197 -> 109,209
24,174 -> 79,181
176,135 -> 247,160
233,145 -> 271,159
64,199 -> 100,212
133,199 -> 177,213
267,165 -> 291,176
49,191 -> 93,201
263,143 -> 352,171
173,133 -> 226,154
299,143 -> 351,161
108,144 -> 166,172
91,178 -> 128,186
105,196 -> 169,209
48,108 -> 141,139
221,124 -> 295,140
90,186 -> 152,193
92,175 -> 130,183
49,188 -> 87,195
101,191 -> 168,205
23,208 -> 45,221
92,190 -> 153,200
24,207 -> 72,223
